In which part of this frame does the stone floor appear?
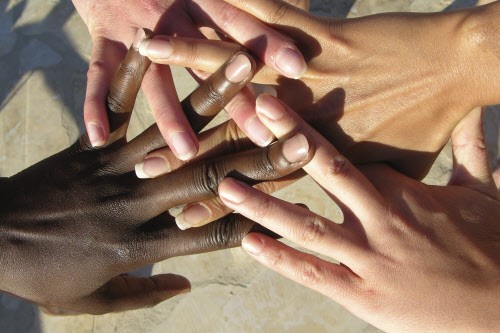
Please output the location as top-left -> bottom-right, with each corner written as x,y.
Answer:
0,0 -> 498,332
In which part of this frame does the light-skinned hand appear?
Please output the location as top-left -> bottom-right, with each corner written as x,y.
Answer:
218,95 -> 500,332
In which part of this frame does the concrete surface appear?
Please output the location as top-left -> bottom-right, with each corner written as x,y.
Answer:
0,0 -> 498,332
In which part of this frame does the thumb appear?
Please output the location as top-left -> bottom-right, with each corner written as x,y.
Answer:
449,107 -> 497,197
85,274 -> 190,314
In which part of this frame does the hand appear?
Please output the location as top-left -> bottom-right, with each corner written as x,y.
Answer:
218,95 -> 500,332
0,45 -> 312,314
71,0 -> 308,156
143,0 -> 500,178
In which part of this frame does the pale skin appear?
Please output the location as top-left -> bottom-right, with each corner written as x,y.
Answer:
218,94 -> 500,333
71,0 -> 308,157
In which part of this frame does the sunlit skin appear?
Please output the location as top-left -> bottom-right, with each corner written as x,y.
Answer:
142,0 -> 500,179
219,95 -> 500,333
0,39 -> 311,314
71,0 -> 308,158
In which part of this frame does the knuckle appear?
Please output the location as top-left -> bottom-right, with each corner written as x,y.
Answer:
219,3 -> 242,31
264,3 -> 290,24
197,160 -> 226,196
184,41 -> 200,65
87,60 -> 107,80
252,197 -> 274,222
298,260 -> 327,287
265,248 -> 284,267
324,154 -> 352,182
296,215 -> 327,246
205,215 -> 240,248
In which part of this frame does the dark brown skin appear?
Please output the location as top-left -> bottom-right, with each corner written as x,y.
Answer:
0,36 -> 311,314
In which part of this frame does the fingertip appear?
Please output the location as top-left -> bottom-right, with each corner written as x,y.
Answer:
176,204 -> 211,230
225,53 -> 253,83
218,178 -> 250,206
86,121 -> 107,147
135,162 -> 151,179
242,233 -> 265,255
282,133 -> 309,163
135,156 -> 171,179
133,28 -> 148,49
169,131 -> 199,161
156,274 -> 191,294
274,47 -> 307,79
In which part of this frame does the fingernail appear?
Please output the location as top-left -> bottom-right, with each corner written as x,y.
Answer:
283,133 -> 309,163
87,122 -> 105,147
133,28 -> 147,49
225,54 -> 252,83
242,235 -> 264,255
139,38 -> 173,58
256,94 -> 285,121
176,204 -> 211,230
135,156 -> 171,179
219,179 -> 249,204
251,84 -> 277,98
170,132 -> 197,160
245,116 -> 274,147
275,48 -> 307,79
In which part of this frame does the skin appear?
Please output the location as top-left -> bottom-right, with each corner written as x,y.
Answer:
71,0 -> 308,157
219,95 -> 500,333
142,0 -> 500,178
0,38 -> 312,314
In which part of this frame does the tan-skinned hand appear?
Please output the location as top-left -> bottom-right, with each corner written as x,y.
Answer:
139,0 -> 500,178
218,95 -> 500,333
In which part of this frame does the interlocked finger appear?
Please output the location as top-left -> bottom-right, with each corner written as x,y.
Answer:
176,170 -> 305,229
114,52 -> 257,172
137,133 -> 315,217
219,178 -> 365,265
105,28 -> 154,146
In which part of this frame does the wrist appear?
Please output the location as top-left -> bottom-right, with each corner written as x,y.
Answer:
456,2 -> 500,106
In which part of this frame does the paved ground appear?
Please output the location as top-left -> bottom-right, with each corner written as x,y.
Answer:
0,0 -> 498,332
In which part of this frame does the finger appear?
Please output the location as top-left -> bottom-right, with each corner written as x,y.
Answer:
113,52 -> 257,171
135,120 -> 253,179
138,211 -> 279,263
175,170 -> 305,229
138,132 -> 314,216
493,167 -> 500,190
449,107 -> 497,198
141,63 -> 199,160
189,0 -> 307,79
139,36 -> 277,83
219,178 -> 365,264
83,36 -> 127,147
223,0 -> 316,31
84,274 -> 190,314
242,233 -> 358,303
255,94 -> 385,223
224,86 -> 275,147
283,0 -> 311,11
99,28 -> 153,147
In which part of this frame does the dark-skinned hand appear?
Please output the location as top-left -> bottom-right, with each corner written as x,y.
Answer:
0,30 -> 313,314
